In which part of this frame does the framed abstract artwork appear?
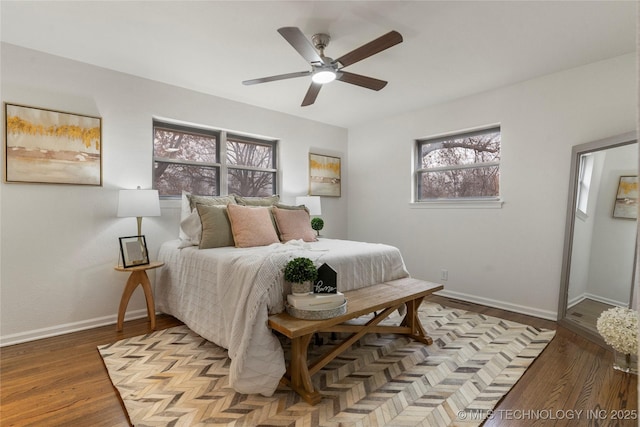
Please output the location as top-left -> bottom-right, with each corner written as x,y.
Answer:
4,103 -> 102,185
612,175 -> 638,219
309,153 -> 341,197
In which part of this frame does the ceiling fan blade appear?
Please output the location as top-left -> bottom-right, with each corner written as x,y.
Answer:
301,82 -> 322,106
335,30 -> 403,68
242,70 -> 311,85
278,27 -> 324,64
336,71 -> 387,91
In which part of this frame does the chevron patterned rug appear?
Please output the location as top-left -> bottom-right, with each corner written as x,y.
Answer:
98,302 -> 554,426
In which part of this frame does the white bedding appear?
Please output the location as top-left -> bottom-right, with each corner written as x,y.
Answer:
155,238 -> 409,396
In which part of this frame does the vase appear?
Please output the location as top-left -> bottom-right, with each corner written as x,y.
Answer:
613,351 -> 638,375
291,281 -> 312,296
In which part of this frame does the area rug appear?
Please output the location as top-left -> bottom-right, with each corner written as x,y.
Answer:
98,302 -> 555,426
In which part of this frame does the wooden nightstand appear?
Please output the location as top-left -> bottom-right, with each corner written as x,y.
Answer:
114,261 -> 164,331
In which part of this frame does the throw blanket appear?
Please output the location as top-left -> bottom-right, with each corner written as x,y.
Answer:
156,239 -> 409,396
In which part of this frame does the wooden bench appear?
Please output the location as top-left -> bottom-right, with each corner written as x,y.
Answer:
268,277 -> 444,404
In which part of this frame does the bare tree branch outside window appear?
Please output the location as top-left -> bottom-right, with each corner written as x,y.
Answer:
416,128 -> 500,200
153,121 -> 277,197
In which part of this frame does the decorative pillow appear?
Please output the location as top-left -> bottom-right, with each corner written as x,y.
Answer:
272,206 -> 317,242
187,194 -> 236,211
274,203 -> 309,212
227,204 -> 279,248
196,204 -> 235,249
235,195 -> 280,206
179,191 -> 193,241
178,210 -> 202,247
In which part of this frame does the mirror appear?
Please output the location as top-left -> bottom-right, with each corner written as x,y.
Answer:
558,132 -> 637,347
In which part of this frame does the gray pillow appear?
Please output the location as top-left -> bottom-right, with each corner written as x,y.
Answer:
236,195 -> 280,206
188,194 -> 236,211
196,204 -> 235,249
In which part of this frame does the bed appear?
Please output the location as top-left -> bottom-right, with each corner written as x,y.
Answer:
154,194 -> 410,396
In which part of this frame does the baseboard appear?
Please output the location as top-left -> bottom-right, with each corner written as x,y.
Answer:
568,294 -> 586,309
0,309 -> 148,347
583,292 -> 628,308
435,289 -> 557,321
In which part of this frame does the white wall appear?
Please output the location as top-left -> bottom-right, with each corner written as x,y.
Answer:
0,43 -> 348,345
347,53 -> 637,319
586,143 -> 637,305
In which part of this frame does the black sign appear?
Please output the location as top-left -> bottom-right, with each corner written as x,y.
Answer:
314,263 -> 337,293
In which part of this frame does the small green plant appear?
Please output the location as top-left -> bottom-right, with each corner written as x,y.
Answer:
284,257 -> 318,283
311,217 -> 324,235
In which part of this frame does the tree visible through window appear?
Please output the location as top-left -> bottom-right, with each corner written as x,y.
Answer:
153,120 -> 277,197
416,127 -> 500,200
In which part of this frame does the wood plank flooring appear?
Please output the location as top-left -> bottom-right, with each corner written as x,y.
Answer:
1,296 -> 637,426
566,298 -> 615,336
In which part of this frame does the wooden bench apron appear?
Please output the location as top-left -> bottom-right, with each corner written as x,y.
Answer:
268,277 -> 444,405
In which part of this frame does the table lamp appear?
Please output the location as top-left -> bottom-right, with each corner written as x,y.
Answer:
295,196 -> 322,216
117,187 -> 161,236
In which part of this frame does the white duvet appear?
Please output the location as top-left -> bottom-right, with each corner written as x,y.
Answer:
155,238 -> 409,396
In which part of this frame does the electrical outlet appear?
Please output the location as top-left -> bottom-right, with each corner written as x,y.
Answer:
440,269 -> 448,281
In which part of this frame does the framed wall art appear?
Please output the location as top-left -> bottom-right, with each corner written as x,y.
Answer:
118,235 -> 150,268
4,103 -> 102,185
612,175 -> 638,219
309,153 -> 341,197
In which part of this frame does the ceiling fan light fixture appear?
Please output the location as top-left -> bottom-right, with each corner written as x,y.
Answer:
312,69 -> 336,84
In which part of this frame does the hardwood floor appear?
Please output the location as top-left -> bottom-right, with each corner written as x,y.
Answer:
566,298 -> 615,337
1,297 -> 637,426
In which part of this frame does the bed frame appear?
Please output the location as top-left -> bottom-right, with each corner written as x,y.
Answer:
268,277 -> 444,404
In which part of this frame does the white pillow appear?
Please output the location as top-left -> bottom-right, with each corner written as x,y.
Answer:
178,210 -> 202,248
178,190 -> 192,241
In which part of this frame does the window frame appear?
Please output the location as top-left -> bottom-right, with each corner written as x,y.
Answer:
152,119 -> 278,198
413,126 -> 502,207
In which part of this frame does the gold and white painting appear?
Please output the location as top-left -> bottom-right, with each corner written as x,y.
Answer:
309,153 -> 341,197
612,175 -> 638,219
4,103 -> 102,185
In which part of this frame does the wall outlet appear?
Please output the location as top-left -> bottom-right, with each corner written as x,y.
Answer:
440,269 -> 448,281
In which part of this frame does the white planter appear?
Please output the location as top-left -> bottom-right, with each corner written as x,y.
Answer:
291,281 -> 312,295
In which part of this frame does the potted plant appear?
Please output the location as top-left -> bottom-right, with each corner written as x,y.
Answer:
284,257 -> 318,295
311,217 -> 324,237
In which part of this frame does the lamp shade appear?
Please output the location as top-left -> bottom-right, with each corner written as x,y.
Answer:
295,196 -> 322,216
117,188 -> 161,218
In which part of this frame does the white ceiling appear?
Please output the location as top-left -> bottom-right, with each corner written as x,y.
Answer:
1,1 -> 636,128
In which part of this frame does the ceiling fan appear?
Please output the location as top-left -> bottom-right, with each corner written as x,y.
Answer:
242,27 -> 403,107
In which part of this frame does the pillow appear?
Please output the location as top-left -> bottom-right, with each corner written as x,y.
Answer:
275,203 -> 309,212
227,204 -> 279,248
187,194 -> 236,211
272,206 -> 317,242
235,195 -> 280,206
179,191 -> 193,241
179,210 -> 202,247
196,204 -> 235,249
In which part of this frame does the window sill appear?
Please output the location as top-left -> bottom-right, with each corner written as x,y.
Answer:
409,199 -> 504,209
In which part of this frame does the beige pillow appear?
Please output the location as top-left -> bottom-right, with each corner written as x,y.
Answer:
272,206 -> 317,242
235,195 -> 280,206
196,204 -> 235,249
227,204 -> 280,248
187,194 -> 236,211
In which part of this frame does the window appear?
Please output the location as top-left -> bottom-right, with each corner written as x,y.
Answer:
153,120 -> 277,197
415,127 -> 501,201
576,153 -> 594,219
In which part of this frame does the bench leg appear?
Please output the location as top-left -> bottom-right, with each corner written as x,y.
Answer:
401,296 -> 433,345
287,333 -> 322,405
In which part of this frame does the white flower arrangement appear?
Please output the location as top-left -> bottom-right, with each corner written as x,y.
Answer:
596,307 -> 639,355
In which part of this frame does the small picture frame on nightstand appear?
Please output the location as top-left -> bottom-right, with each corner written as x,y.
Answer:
118,235 -> 150,268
